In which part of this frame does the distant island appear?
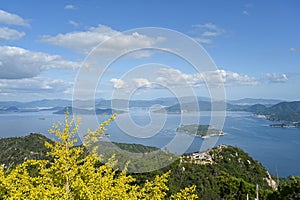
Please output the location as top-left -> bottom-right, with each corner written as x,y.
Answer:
269,123 -> 299,128
154,100 -> 300,128
270,123 -> 290,128
53,106 -> 125,115
254,101 -> 300,122
176,124 -> 224,138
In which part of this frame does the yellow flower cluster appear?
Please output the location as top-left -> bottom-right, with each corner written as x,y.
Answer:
0,111 -> 197,199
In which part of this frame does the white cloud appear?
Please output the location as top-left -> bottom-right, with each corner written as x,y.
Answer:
0,46 -> 79,79
0,9 -> 29,27
191,23 -> 225,45
109,68 -> 258,96
133,78 -> 151,88
215,70 -> 258,86
289,47 -> 297,52
155,68 -> 258,87
0,27 -> 25,40
40,24 -> 164,55
110,78 -> 127,89
193,23 -> 219,31
69,20 -> 79,27
64,4 -> 76,10
155,68 -> 188,87
266,73 -> 288,83
0,77 -> 72,94
202,31 -> 220,37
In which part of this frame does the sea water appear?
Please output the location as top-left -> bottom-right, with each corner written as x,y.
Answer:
0,110 -> 299,177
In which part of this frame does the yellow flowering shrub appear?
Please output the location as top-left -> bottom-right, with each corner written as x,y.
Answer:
0,111 -> 197,199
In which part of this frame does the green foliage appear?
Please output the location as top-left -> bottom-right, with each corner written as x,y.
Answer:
257,101 -> 300,122
89,140 -> 176,173
0,133 -> 52,169
268,176 -> 300,199
132,145 -> 276,199
209,145 -> 270,187
113,142 -> 159,153
176,124 -> 222,137
0,112 -> 197,200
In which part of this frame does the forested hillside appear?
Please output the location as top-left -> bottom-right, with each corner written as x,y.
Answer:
0,133 -> 52,169
1,132 -> 299,199
256,101 -> 300,122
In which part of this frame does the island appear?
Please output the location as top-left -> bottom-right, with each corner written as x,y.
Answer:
53,106 -> 125,115
270,123 -> 290,128
176,124 -> 224,138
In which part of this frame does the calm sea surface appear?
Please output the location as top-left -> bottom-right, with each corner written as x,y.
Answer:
0,110 -> 299,177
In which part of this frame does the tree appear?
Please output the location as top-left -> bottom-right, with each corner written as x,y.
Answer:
268,176 -> 300,199
0,111 -> 197,200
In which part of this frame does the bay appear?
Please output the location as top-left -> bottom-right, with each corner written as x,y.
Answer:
0,110 -> 299,177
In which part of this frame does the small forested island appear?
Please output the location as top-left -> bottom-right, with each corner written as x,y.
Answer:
176,124 -> 223,138
53,106 -> 125,115
269,123 -> 293,128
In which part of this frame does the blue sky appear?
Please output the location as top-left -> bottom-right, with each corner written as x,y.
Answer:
0,0 -> 299,101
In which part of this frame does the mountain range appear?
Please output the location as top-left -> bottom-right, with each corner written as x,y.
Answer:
0,97 -> 283,110
1,98 -> 299,123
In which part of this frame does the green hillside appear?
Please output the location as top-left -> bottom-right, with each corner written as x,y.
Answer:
133,145 -> 276,199
0,133 -> 52,169
156,100 -> 300,124
1,133 -> 300,199
257,101 -> 300,122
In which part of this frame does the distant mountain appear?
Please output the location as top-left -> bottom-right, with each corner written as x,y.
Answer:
228,98 -> 282,105
156,100 -> 300,124
244,104 -> 267,113
256,101 -> 300,122
23,99 -> 71,108
0,99 -> 71,109
157,100 -> 213,113
53,106 -> 125,115
0,106 -> 40,113
0,97 -> 284,112
99,98 -> 180,109
155,100 -> 246,113
0,101 -> 24,109
4,106 -> 19,112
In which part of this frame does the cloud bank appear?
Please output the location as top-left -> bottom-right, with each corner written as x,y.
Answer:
0,46 -> 79,79
40,24 -> 163,55
0,27 -> 25,40
0,9 -> 29,27
109,67 -> 258,91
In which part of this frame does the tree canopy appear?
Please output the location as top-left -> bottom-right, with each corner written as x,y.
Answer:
0,112 -> 197,200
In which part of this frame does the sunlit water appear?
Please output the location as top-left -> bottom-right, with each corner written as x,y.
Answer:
0,110 -> 299,177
